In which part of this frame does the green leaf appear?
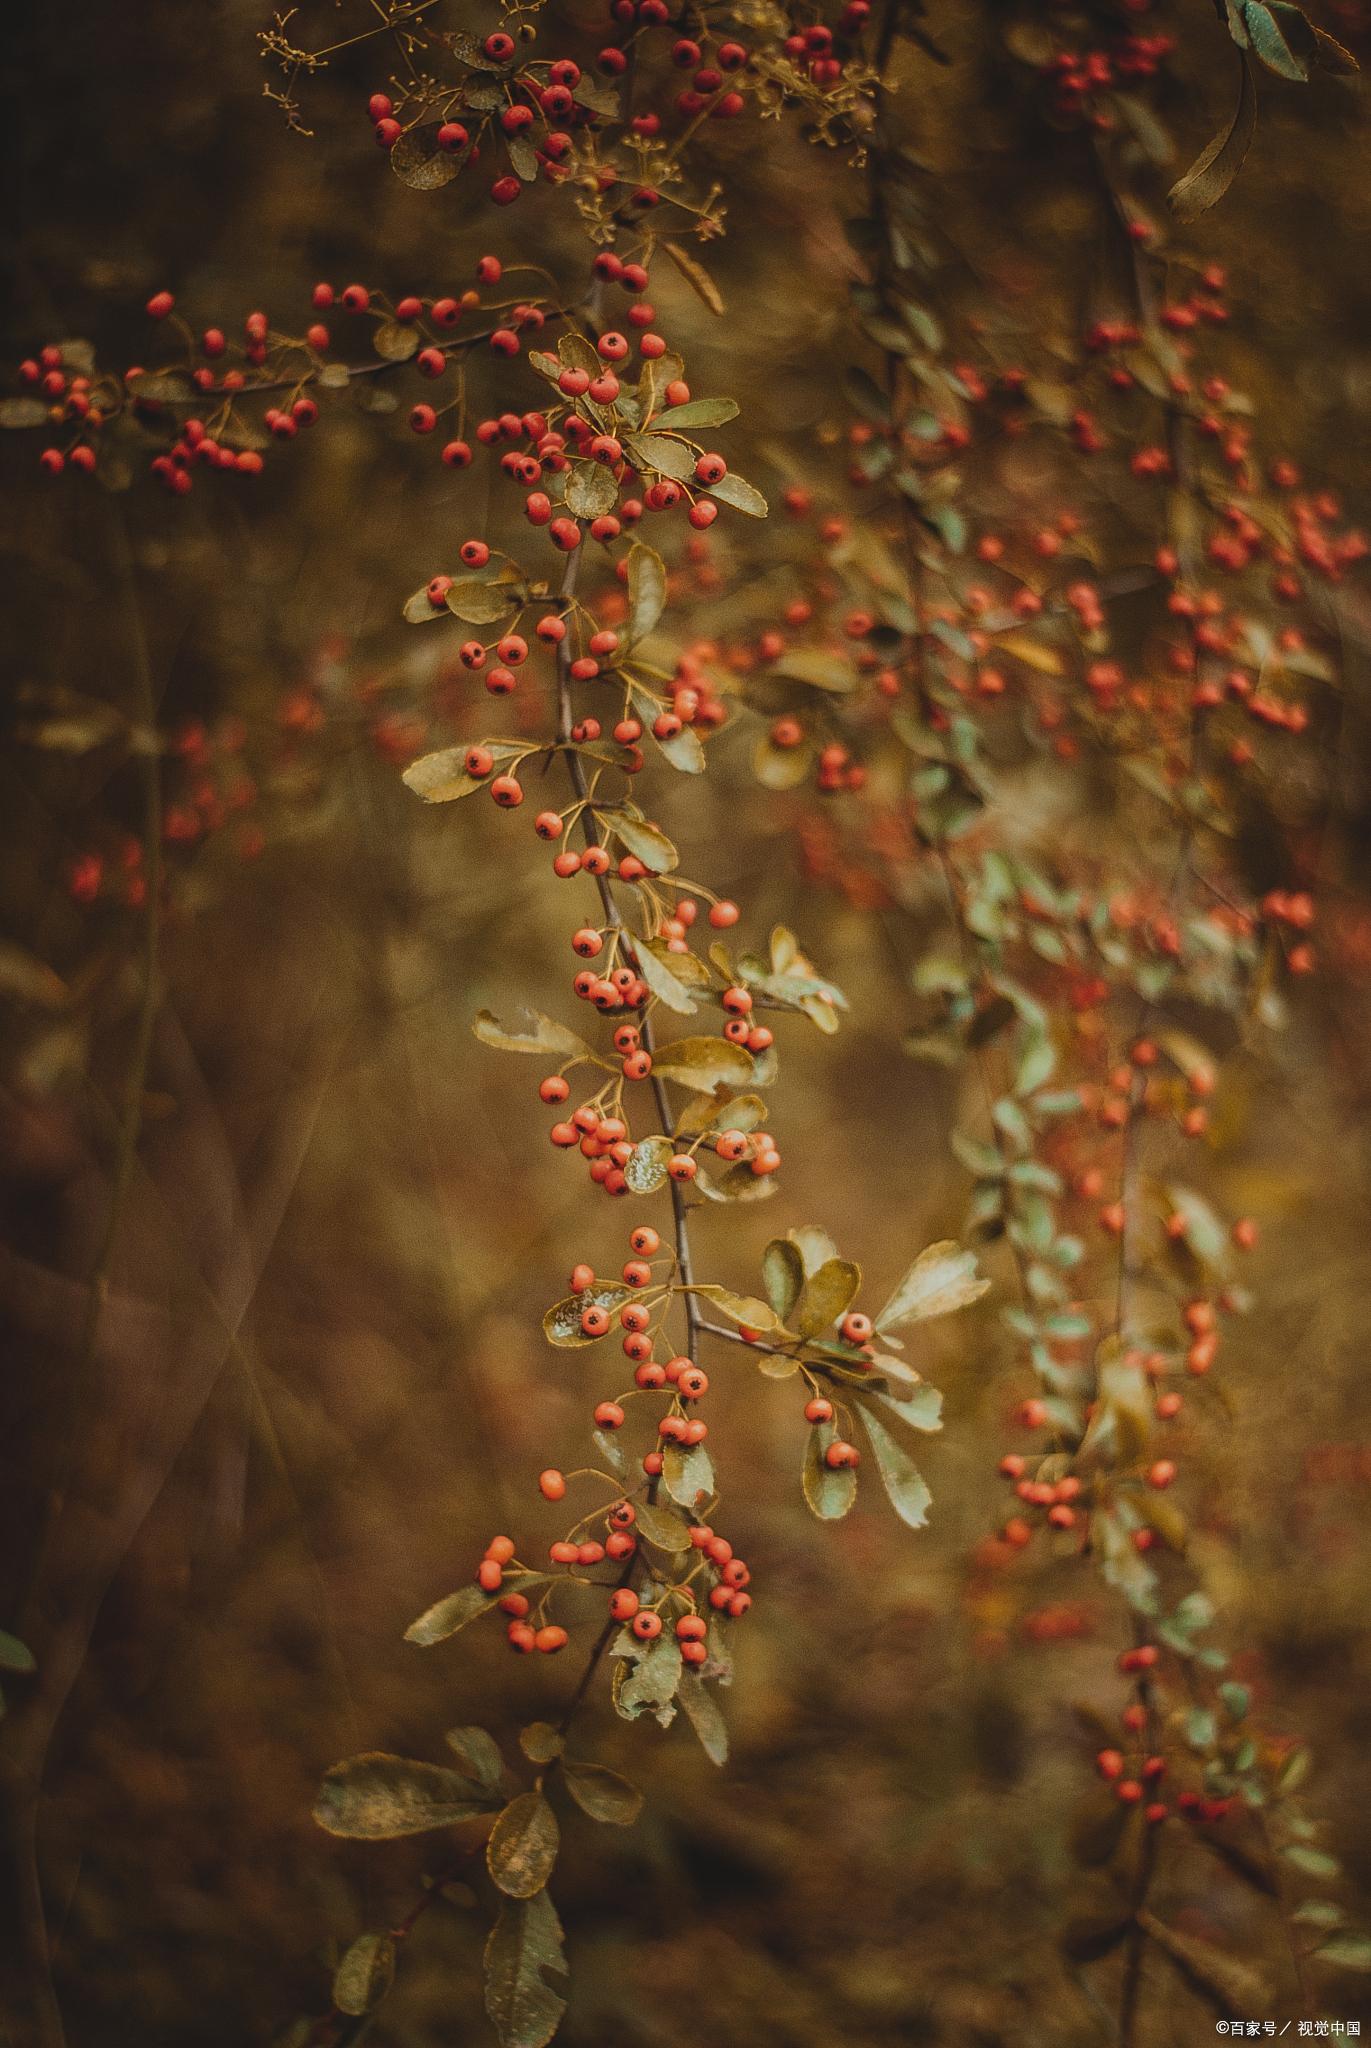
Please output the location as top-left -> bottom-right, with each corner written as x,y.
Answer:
1283,1844 -> 1341,1880
543,1283 -> 632,1345
314,1754 -> 494,1838
704,471 -> 768,518
771,649 -> 855,693
0,396 -> 51,428
627,433 -> 696,481
660,237 -> 726,313
406,1573 -> 550,1645
333,1933 -> 396,2016
445,575 -> 522,625
484,1888 -> 569,2048
876,1241 -> 990,1332
444,1725 -> 506,1792
632,941 -> 699,1015
613,1632 -> 682,1725
371,320 -> 420,361
474,1008 -> 590,1059
390,123 -> 463,189
790,1224 -> 840,1275
1169,53 -> 1257,222
803,1418 -> 858,1520
678,1672 -> 729,1765
652,398 -> 739,431
565,462 -> 619,520
0,1630 -> 36,1674
634,1502 -> 693,1552
650,1037 -> 754,1092
1316,1932 -> 1371,1971
402,739 -> 524,803
520,1723 -> 564,1765
624,1135 -> 673,1193
762,1237 -> 805,1322
488,1791 -> 560,1899
693,1283 -> 785,1332
1241,0 -> 1309,76
650,718 -> 707,774
562,1763 -> 643,1826
662,1439 -> 715,1510
855,1399 -> 932,1529
793,1257 -> 861,1339
602,808 -> 678,873
626,541 -> 667,640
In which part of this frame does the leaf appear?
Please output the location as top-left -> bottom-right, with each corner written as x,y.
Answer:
602,808 -> 678,873
0,1631 -> 36,1674
632,941 -> 699,1015
1283,1844 -> 1341,1879
790,1225 -> 840,1275
1136,1908 -> 1269,2015
488,1792 -> 560,1899
314,1754 -> 493,1838
543,1283 -> 632,1346
446,575 -> 521,625
0,396 -> 50,428
1166,1185 -> 1231,1271
772,649 -> 855,693
650,719 -> 706,774
876,1242 -> 990,1332
678,1672 -> 729,1765
444,1726 -> 506,1792
403,741 -> 523,803
614,1632 -> 682,1724
1241,0 -> 1309,77
693,1284 -> 785,1333
793,1257 -> 861,1339
333,1933 -> 396,2016
406,1574 -> 550,1645
508,132 -> 539,182
627,433 -> 696,481
624,1135 -> 673,1193
373,320 -> 420,364
474,1009 -> 590,1059
565,462 -> 619,520
652,398 -> 739,432
1168,54 -> 1257,222
762,1237 -> 805,1322
660,238 -> 726,314
626,541 -> 667,640
704,471 -> 768,518
562,1763 -> 643,1826
855,1399 -> 932,1529
520,1724 -> 564,1765
650,1036 -> 754,1092
662,1440 -> 715,1509
391,123 -> 463,188
1267,1 -> 1358,67
484,1888 -> 569,2048
1316,1932 -> 1371,1970
803,1418 -> 857,1520
634,1502 -> 693,1552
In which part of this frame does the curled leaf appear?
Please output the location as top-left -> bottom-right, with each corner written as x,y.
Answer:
1168,54 -> 1257,221
474,1009 -> 589,1059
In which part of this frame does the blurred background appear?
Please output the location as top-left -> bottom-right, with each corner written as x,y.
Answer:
3,0 -> 1371,2042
